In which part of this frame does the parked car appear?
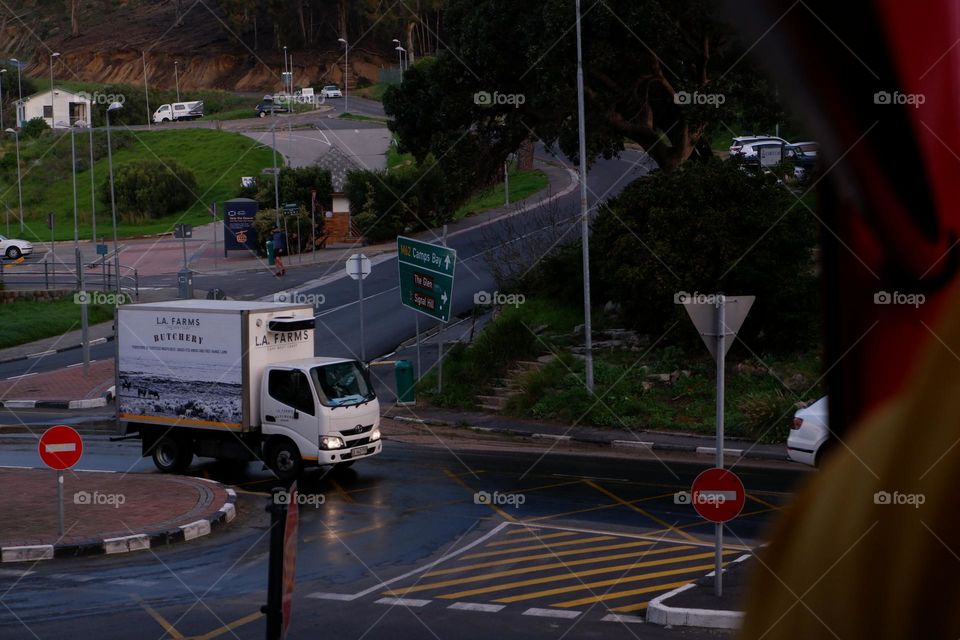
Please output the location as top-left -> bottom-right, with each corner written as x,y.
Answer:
152,101 -> 204,123
785,141 -> 819,183
0,235 -> 33,260
729,135 -> 789,158
787,397 -> 830,466
320,85 -> 343,98
255,96 -> 290,117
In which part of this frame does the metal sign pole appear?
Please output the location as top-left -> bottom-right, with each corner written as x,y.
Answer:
437,225 -> 448,393
358,256 -> 366,362
415,314 -> 421,380
57,470 -> 64,537
715,294 -> 726,597
212,203 -> 218,271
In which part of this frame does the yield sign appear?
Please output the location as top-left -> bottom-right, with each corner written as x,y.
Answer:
681,295 -> 754,361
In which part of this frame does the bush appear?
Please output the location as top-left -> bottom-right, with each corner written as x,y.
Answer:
590,158 -> 818,350
100,159 -> 198,221
21,117 -> 50,139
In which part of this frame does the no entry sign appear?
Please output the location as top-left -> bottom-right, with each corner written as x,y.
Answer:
691,467 -> 745,523
38,425 -> 83,470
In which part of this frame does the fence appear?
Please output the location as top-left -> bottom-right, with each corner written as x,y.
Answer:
0,255 -> 139,300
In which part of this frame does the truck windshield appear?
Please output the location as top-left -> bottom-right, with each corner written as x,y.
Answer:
310,361 -> 374,407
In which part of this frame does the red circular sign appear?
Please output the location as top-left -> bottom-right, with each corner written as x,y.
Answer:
690,467 -> 745,523
38,425 -> 84,470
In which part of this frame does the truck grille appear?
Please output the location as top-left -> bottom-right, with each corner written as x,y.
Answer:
339,424 -> 374,437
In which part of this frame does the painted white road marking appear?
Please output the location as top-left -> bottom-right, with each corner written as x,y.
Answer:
375,597 -> 431,608
522,608 -> 581,619
602,613 -> 645,624
448,602 -> 505,613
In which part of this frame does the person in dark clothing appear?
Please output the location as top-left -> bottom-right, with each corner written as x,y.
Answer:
272,227 -> 286,276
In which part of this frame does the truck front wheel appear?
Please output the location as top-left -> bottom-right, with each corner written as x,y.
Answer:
152,435 -> 193,473
267,440 -> 302,482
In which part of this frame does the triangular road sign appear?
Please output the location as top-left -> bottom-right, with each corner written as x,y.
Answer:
682,295 -> 755,361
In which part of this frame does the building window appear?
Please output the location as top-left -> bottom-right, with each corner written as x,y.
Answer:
43,105 -> 52,119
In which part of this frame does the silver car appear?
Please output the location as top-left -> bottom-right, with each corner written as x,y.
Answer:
787,396 -> 830,467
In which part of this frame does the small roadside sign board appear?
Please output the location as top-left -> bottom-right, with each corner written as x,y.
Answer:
174,223 -> 192,239
681,295 -> 754,361
346,254 -> 371,280
690,467 -> 745,523
397,236 -> 456,322
281,482 -> 300,638
38,425 -> 83,470
96,244 -> 108,256
283,203 -> 299,216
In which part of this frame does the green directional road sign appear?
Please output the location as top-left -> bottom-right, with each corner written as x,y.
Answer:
397,236 -> 457,322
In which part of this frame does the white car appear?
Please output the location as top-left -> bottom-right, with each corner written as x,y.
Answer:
0,234 -> 33,259
787,396 -> 830,466
320,85 -> 343,98
729,135 -> 789,158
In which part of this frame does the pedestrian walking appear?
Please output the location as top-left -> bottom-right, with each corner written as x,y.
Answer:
272,227 -> 287,276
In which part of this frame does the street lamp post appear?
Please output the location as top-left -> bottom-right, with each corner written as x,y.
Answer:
283,46 -> 288,95
174,61 -> 180,102
338,38 -> 349,112
9,58 -> 22,126
89,124 -> 97,245
71,128 -> 90,375
271,122 -> 280,227
574,0 -> 594,393
0,68 -> 6,132
50,52 -> 61,127
4,128 -> 23,233
105,102 -> 122,296
395,46 -> 406,73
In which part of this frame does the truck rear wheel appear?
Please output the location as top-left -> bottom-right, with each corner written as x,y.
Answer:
152,435 -> 193,473
267,440 -> 302,482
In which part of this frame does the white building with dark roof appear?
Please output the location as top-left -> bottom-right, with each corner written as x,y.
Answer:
16,88 -> 91,128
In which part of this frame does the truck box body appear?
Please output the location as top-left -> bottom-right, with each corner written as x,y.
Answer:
117,300 -> 314,432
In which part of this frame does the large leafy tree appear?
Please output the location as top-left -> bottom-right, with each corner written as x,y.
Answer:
385,0 -> 781,173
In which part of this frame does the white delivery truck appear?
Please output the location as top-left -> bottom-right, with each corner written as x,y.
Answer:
152,100 -> 204,123
117,300 -> 381,480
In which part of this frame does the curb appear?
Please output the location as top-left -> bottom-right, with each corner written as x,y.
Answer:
0,476 -> 237,563
646,553 -> 751,630
0,336 -> 112,367
384,414 -> 787,461
0,386 -> 115,410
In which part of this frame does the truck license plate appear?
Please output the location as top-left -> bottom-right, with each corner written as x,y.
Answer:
351,446 -> 368,458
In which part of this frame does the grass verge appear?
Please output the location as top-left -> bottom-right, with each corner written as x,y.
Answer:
0,296 -> 118,349
454,168 -> 548,219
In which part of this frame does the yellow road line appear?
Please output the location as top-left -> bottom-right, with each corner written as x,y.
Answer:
507,479 -> 584,495
460,535 -> 616,559
517,491 -> 679,524
190,611 -> 263,640
746,493 -> 781,510
444,469 -> 516,522
492,562 -> 719,604
556,579 -> 694,609
133,595 -> 184,640
487,531 -> 578,546
430,540 -> 658,576
582,480 -> 702,544
408,549 -> 725,600
329,477 -> 355,503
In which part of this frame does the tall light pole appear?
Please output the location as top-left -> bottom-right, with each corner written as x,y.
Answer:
105,102 -> 122,296
72,128 -> 90,374
174,61 -> 180,102
50,52 -> 61,127
271,122 -> 280,226
89,123 -> 97,244
142,51 -> 151,128
283,46 -> 288,95
5,128 -> 23,233
338,37 -> 349,112
9,58 -> 22,126
395,46 -> 406,73
0,68 -> 6,132
574,0 -> 594,393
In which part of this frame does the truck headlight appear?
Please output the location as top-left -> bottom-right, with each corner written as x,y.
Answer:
320,436 -> 345,450
369,428 -> 381,442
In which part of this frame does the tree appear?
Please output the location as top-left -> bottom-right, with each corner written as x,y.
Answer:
99,159 -> 198,222
384,0 -> 782,173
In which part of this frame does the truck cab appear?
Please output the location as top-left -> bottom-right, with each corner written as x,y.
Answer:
260,358 -> 381,479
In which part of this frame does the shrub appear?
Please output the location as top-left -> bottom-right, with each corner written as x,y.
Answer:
21,117 -> 50,139
99,159 -> 198,221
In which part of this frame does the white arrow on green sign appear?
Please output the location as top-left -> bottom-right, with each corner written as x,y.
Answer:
397,235 -> 457,322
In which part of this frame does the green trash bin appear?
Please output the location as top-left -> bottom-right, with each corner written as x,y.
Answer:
395,360 -> 416,406
266,240 -> 275,266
